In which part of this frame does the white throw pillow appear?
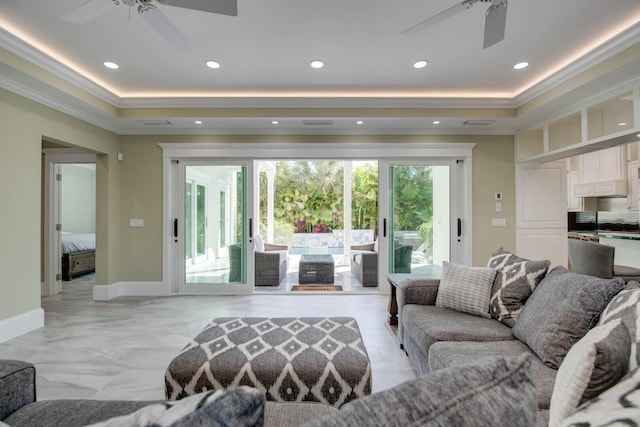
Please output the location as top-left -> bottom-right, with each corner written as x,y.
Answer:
435,262 -> 497,318
253,235 -> 264,252
549,320 -> 630,426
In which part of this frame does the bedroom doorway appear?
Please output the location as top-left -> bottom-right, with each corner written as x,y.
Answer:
43,148 -> 97,296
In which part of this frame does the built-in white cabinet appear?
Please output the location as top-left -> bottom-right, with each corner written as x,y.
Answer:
567,171 -> 583,211
627,161 -> 640,210
571,146 -> 628,198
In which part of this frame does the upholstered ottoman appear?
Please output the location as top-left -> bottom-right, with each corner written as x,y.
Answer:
165,317 -> 371,408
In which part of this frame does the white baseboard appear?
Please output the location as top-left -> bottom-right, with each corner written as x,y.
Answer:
0,308 -> 45,344
93,281 -> 169,301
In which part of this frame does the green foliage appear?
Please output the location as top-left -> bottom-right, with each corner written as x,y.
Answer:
351,162 -> 378,230
392,165 -> 433,231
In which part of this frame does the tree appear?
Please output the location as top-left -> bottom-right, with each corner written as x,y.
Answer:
351,162 -> 378,230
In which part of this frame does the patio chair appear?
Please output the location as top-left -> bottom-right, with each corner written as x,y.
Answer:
254,235 -> 289,286
351,242 -> 378,287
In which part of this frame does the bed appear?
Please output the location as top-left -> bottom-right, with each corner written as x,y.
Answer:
61,232 -> 95,281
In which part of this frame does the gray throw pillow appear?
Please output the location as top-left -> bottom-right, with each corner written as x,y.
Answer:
598,284 -> 640,371
559,367 -> 640,427
487,248 -> 550,327
512,266 -> 626,369
435,261 -> 497,318
302,354 -> 537,427
549,321 -> 630,426
87,387 -> 264,427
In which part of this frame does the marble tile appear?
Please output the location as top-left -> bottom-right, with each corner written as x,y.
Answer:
0,281 -> 418,401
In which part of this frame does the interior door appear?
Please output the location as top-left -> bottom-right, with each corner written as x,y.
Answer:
178,161 -> 253,293
380,160 -> 461,278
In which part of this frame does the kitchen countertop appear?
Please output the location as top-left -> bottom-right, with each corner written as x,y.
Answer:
569,231 -> 640,241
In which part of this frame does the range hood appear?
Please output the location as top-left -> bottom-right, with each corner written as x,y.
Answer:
573,180 -> 627,198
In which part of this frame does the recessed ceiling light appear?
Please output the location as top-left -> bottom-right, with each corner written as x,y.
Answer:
195,120 -> 203,125
205,60 -> 221,69
619,122 -> 628,126
413,60 -> 428,69
103,61 -> 119,69
513,61 -> 529,70
433,120 -> 441,125
272,120 -> 279,125
356,120 -> 364,125
310,60 -> 324,69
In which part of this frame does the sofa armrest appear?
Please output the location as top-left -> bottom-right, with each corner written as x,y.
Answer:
396,278 -> 440,307
0,360 -> 36,421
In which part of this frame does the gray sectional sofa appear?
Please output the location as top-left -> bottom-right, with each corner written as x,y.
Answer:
396,249 -> 640,425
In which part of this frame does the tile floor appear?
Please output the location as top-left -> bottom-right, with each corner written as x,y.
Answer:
0,281 -> 417,401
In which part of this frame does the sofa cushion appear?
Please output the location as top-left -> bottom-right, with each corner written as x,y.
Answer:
428,340 -> 557,410
402,304 -> 514,358
302,354 -> 537,427
487,248 -> 550,327
512,266 -> 626,369
264,402 -> 337,427
435,262 -> 497,319
558,367 -> 640,427
597,283 -> 640,371
87,387 -> 264,427
549,321 -> 630,427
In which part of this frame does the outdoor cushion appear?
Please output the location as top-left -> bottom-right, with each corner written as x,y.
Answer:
428,340 -> 557,410
435,262 -> 497,318
487,248 -> 550,327
512,266 -> 626,369
254,235 -> 265,252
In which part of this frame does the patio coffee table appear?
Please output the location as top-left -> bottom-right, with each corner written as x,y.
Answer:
299,254 -> 335,284
164,317 -> 372,407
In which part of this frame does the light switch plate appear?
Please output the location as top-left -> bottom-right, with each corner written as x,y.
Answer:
129,218 -> 144,227
491,218 -> 506,227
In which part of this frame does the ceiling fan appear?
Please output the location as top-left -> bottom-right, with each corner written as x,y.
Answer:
402,0 -> 508,49
61,0 -> 238,48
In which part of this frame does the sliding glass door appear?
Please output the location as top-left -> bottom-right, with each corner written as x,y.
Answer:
380,160 -> 462,277
178,161 -> 252,293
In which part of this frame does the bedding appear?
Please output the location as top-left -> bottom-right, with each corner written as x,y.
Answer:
61,232 -> 95,254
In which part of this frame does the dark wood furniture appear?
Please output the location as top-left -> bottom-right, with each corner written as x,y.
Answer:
62,249 -> 95,281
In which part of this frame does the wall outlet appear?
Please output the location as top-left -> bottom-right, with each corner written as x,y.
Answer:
495,202 -> 502,212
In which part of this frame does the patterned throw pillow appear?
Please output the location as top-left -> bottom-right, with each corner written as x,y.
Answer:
512,266 -> 626,369
435,262 -> 497,318
559,368 -> 640,427
598,284 -> 640,371
549,321 -> 630,427
88,387 -> 264,427
302,354 -> 537,427
487,248 -> 550,327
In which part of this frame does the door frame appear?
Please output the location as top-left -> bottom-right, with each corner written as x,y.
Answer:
42,149 -> 97,296
160,142 -> 474,294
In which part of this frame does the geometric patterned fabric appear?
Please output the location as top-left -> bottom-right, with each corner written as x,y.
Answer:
165,317 -> 371,408
487,248 -> 551,327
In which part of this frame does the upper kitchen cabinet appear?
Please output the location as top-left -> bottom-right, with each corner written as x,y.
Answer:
581,146 -> 627,184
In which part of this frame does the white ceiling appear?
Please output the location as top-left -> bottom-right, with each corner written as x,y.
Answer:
1,0 -> 640,135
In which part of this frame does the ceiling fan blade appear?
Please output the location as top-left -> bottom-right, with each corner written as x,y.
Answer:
61,0 -> 113,23
139,5 -> 190,49
402,1 -> 471,36
483,1 -> 508,48
159,0 -> 238,17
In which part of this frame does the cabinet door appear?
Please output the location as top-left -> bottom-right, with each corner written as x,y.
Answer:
599,146 -> 626,182
581,151 -> 599,183
628,162 -> 639,210
567,171 -> 583,211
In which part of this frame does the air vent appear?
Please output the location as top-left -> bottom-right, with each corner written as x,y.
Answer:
463,120 -> 496,126
137,120 -> 172,126
303,120 -> 333,126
